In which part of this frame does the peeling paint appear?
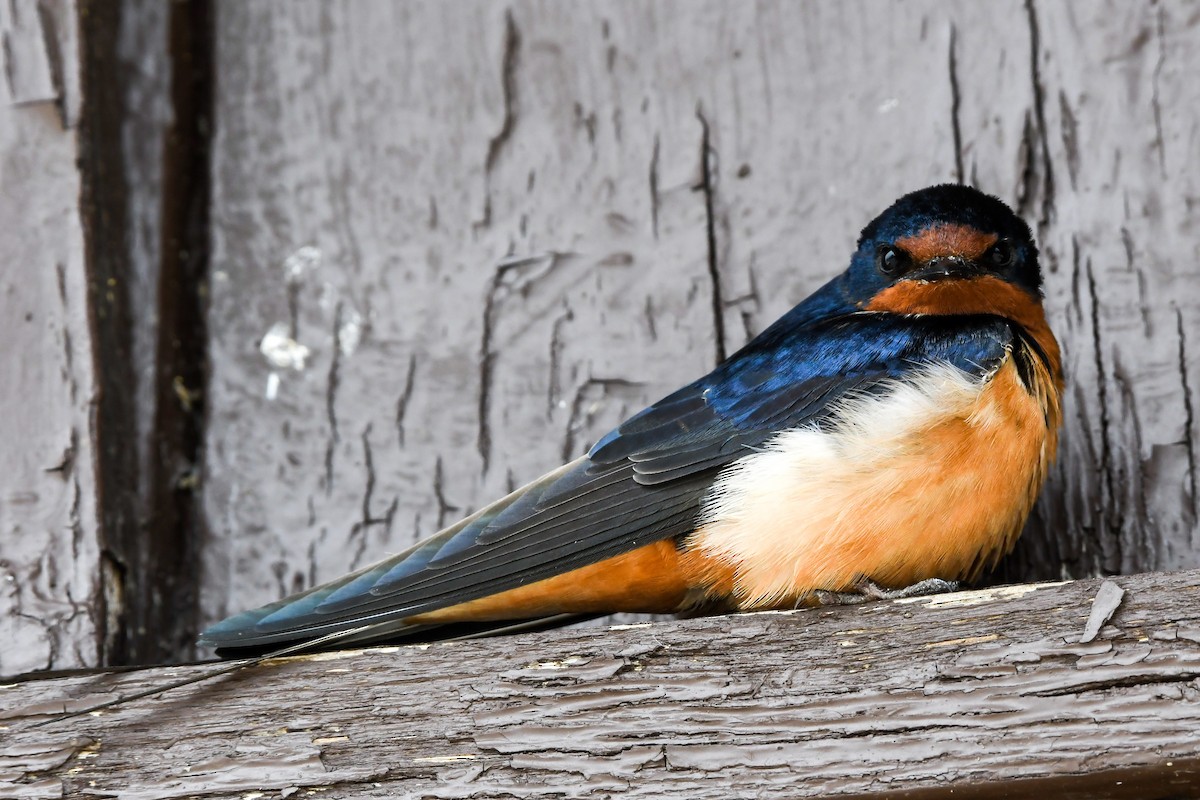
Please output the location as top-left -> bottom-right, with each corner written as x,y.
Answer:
337,309 -> 363,357
894,581 -> 1072,609
523,656 -> 589,671
260,323 -> 310,371
1080,579 -> 1126,643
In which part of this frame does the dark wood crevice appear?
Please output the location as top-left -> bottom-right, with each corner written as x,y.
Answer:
76,0 -> 215,667
76,0 -> 139,668
144,0 -> 215,663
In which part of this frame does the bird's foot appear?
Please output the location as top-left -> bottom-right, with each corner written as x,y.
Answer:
863,577 -> 962,600
810,588 -> 874,606
810,578 -> 962,607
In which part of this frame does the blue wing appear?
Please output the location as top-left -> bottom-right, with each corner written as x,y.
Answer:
200,303 -> 1016,652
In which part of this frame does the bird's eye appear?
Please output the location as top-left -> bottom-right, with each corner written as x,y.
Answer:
988,240 -> 1015,268
876,245 -> 908,276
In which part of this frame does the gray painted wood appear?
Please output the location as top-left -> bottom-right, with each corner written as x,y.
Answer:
4,0 -> 1199,676
0,1 -> 102,676
6,571 -> 1200,798
202,0 -> 718,627
1011,1 -> 1200,580
199,1 -> 1200,640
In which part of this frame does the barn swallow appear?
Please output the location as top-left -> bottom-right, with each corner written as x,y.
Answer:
200,184 -> 1063,656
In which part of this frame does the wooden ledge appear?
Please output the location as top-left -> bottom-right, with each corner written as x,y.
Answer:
3,570 -> 1200,799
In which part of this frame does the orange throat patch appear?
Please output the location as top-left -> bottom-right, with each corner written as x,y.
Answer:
866,275 -> 1062,385
682,354 -> 1063,610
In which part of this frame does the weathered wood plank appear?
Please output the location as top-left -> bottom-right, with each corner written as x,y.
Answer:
4,571 -> 1199,798
198,0 -> 1200,657
0,0 -> 102,676
202,0 -> 716,631
6,1 -> 1200,677
1003,0 -> 1200,581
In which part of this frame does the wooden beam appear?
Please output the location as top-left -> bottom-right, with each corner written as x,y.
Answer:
3,570 -> 1200,798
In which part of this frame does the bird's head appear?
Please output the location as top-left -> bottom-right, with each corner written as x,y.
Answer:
842,184 -> 1042,318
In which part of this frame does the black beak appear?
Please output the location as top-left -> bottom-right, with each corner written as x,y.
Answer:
906,256 -> 984,282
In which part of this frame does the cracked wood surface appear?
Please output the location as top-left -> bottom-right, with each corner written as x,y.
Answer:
5,0 -> 1200,676
198,0 -> 1200,652
3,571 -> 1200,798
0,1 -> 102,676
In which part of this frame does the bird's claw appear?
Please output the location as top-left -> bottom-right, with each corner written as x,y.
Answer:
811,577 -> 962,607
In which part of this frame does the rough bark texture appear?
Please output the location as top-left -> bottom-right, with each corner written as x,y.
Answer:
4,571 -> 1200,798
0,0 -> 102,677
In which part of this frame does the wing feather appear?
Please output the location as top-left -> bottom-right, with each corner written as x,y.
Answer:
200,311 -> 1016,653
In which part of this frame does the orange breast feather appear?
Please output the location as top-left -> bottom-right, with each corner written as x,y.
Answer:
412,316 -> 1061,622
407,539 -> 697,624
683,352 -> 1061,609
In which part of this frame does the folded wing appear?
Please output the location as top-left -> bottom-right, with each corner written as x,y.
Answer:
199,312 -> 1015,652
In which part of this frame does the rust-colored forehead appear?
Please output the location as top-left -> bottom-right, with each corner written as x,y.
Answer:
896,222 -> 997,262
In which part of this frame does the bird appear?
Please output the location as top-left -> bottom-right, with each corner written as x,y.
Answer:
199,183 -> 1063,658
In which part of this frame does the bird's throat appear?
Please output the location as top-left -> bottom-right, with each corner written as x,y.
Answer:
867,275 -> 1062,385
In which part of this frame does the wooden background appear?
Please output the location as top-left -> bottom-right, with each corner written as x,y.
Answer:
2,0 -> 1199,677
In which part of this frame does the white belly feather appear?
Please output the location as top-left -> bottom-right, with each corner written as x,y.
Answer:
686,357 -> 1053,608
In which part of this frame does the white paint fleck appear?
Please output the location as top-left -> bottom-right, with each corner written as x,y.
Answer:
338,309 -> 363,356
260,322 -> 311,371
284,246 -> 321,280
262,648 -> 365,665
265,371 -> 280,400
524,656 -> 589,670
893,580 -> 1072,609
877,97 -> 900,114
312,735 -> 350,745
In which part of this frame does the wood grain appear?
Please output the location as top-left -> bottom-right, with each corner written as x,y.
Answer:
0,0 -> 101,676
197,0 -> 1200,657
1003,0 -> 1200,584
4,571 -> 1199,798
4,1 -> 1200,676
